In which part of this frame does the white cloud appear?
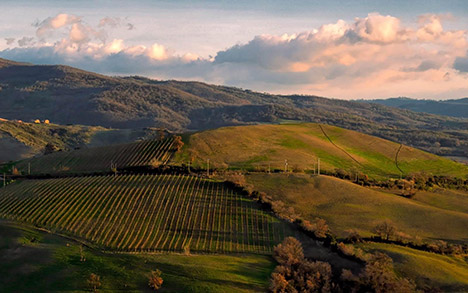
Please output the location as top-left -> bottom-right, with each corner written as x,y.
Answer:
1,12 -> 468,99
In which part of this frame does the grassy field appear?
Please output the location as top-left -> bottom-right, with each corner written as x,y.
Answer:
174,123 -> 468,179
0,221 -> 274,292
246,173 -> 468,241
14,138 -> 175,175
359,242 -> 468,291
0,174 -> 291,253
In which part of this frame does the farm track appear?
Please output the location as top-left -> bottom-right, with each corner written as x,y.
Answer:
395,144 -> 404,176
318,124 -> 363,166
0,174 -> 289,254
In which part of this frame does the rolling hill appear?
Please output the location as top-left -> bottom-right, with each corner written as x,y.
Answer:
1,57 -> 468,158
364,97 -> 468,119
245,173 -> 468,242
0,119 -> 106,163
174,123 -> 468,179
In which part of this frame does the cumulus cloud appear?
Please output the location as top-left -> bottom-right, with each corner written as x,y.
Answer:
17,36 -> 35,47
5,38 -> 15,45
1,12 -> 468,99
99,17 -> 135,30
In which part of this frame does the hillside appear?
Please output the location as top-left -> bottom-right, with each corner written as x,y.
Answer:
0,174 -> 292,253
13,137 -> 175,175
0,222 -> 273,292
245,173 -> 468,242
1,58 -> 468,157
364,97 -> 468,119
0,119 -> 106,162
174,123 -> 468,179
359,242 -> 468,291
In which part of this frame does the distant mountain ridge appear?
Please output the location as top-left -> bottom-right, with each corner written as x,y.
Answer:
0,57 -> 468,158
362,97 -> 468,118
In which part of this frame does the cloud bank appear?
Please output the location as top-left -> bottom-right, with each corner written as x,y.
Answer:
1,13 -> 467,99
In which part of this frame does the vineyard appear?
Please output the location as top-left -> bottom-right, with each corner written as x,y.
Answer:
0,174 -> 290,253
14,138 -> 175,175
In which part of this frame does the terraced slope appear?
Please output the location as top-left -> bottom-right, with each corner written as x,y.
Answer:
175,123 -> 468,179
245,173 -> 468,241
14,138 -> 175,175
0,174 -> 289,253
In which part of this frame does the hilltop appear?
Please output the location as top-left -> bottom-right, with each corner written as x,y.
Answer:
0,58 -> 467,158
174,123 -> 468,179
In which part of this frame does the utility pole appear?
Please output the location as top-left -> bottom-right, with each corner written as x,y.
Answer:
188,161 -> 191,173
284,159 -> 288,173
317,158 -> 320,175
207,159 -> 210,177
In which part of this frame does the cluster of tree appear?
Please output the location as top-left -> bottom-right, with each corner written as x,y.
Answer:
270,237 -> 417,293
270,237 -> 336,292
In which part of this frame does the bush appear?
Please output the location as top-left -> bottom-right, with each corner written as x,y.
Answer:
148,269 -> 164,291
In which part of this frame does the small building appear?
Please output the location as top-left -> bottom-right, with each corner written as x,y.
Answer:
44,119 -> 50,124
34,119 -> 41,124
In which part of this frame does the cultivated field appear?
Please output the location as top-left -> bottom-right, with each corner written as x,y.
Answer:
246,173 -> 468,241
15,138 -> 175,175
0,174 -> 289,253
175,123 -> 468,179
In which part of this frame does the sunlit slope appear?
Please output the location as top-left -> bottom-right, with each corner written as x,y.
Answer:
245,173 -> 468,241
175,123 -> 468,179
0,174 -> 291,253
360,242 -> 468,292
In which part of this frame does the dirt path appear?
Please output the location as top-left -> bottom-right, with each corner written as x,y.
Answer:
395,144 -> 404,176
318,124 -> 363,166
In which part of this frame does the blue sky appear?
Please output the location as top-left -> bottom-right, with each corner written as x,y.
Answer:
1,0 -> 468,99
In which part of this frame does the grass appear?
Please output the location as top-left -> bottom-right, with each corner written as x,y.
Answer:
174,123 -> 468,179
0,221 -> 274,292
359,242 -> 468,292
245,173 -> 468,242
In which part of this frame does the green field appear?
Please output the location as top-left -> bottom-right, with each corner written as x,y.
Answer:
174,123 -> 468,179
246,173 -> 468,241
359,242 -> 468,292
0,174 -> 291,253
0,222 -> 274,292
14,138 -> 175,175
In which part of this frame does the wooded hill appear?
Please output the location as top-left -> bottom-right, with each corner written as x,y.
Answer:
1,58 -> 467,158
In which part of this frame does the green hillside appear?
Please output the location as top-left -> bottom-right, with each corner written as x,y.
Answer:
0,222 -> 273,292
359,242 -> 468,291
0,174 -> 292,253
1,58 -> 468,158
245,173 -> 468,241
175,123 -> 468,179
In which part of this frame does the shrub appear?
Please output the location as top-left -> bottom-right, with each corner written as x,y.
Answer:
87,273 -> 101,292
148,269 -> 164,291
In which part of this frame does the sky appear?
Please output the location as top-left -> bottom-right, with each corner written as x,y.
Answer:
1,0 -> 468,99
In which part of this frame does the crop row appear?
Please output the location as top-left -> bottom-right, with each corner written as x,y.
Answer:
0,174 -> 290,253
15,138 -> 175,175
